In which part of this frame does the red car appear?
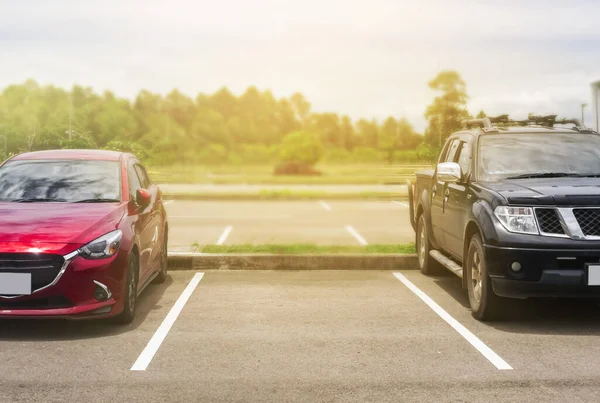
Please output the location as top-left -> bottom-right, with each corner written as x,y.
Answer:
0,149 -> 168,323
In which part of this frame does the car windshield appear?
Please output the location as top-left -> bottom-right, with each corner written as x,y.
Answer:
478,133 -> 600,181
0,160 -> 121,202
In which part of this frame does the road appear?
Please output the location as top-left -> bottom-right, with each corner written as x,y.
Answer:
166,200 -> 414,250
1,270 -> 599,402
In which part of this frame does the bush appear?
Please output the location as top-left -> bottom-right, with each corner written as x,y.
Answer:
104,140 -> 148,160
196,143 -> 228,165
279,131 -> 323,166
350,147 -> 382,163
323,148 -> 351,163
273,161 -> 322,176
239,144 -> 276,165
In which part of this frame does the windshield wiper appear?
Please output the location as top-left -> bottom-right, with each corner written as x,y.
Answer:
506,172 -> 584,180
11,198 -> 68,203
73,198 -> 120,203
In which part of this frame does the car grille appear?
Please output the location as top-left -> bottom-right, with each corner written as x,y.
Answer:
535,208 -> 565,235
0,254 -> 65,295
573,209 -> 600,237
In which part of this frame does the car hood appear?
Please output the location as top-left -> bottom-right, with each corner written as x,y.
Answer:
0,202 -> 127,248
481,178 -> 600,206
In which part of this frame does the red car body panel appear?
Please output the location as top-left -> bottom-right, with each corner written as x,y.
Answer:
0,150 -> 167,320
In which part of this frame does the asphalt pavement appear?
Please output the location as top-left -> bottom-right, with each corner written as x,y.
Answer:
2,270 -> 600,402
166,200 -> 414,250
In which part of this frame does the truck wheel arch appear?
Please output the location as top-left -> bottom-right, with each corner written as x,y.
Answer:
462,221 -> 484,289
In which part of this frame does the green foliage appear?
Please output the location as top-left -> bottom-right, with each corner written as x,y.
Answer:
476,110 -> 487,118
0,72 -> 474,166
279,131 -> 324,165
351,147 -> 381,163
323,147 -> 351,163
197,143 -> 229,165
104,140 -> 148,160
424,70 -> 470,146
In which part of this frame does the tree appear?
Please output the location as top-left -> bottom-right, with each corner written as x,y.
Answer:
424,70 -> 470,146
279,131 -> 323,166
379,117 -> 399,164
356,119 -> 379,148
476,110 -> 487,118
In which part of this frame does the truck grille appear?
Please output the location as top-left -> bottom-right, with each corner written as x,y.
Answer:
573,209 -> 600,236
535,208 -> 565,235
0,254 -> 65,295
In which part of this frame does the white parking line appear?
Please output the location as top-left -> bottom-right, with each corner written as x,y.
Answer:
319,200 -> 332,211
163,200 -> 174,206
131,272 -> 204,371
392,201 -> 409,207
216,226 -> 233,245
393,273 -> 513,371
345,225 -> 368,245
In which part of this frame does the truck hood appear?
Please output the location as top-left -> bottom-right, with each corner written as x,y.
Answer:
0,202 -> 127,247
481,178 -> 600,206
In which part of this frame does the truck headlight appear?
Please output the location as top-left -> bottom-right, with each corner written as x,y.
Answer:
79,230 -> 122,259
494,206 -> 539,235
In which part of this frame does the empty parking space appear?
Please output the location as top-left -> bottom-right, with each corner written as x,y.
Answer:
147,271 -> 501,383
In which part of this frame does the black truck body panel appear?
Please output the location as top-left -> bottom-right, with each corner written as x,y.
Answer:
409,127 -> 600,299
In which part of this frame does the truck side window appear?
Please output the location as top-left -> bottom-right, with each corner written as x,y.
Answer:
445,140 -> 460,163
457,142 -> 471,176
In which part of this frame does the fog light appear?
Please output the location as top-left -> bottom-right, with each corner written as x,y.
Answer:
90,306 -> 113,315
93,280 -> 112,301
511,261 -> 522,272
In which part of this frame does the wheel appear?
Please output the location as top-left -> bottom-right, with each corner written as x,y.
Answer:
115,253 -> 138,325
152,231 -> 168,284
416,215 -> 442,275
466,234 -> 504,321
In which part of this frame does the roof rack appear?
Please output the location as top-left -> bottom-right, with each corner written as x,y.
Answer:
464,114 -> 597,133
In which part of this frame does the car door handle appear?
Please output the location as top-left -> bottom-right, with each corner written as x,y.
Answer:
432,185 -> 437,197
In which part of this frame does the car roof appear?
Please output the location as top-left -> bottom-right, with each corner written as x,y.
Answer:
10,149 -> 126,162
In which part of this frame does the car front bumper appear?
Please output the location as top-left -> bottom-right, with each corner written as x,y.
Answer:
484,244 -> 600,299
0,250 -> 127,320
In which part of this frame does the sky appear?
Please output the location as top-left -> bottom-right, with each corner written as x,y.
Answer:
1,0 -> 600,130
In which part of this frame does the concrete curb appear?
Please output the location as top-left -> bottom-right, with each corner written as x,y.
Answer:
167,253 -> 418,271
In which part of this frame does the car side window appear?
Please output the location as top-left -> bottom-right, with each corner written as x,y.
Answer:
128,163 -> 142,199
456,142 -> 471,177
445,139 -> 460,163
134,164 -> 150,189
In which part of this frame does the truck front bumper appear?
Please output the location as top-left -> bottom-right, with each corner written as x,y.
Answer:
484,244 -> 600,299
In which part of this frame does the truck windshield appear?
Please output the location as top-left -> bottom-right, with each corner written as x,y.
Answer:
478,133 -> 600,181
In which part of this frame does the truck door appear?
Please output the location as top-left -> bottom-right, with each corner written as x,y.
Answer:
444,140 -> 472,259
430,139 -> 460,248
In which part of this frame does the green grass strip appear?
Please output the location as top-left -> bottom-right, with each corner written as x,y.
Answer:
198,243 -> 415,254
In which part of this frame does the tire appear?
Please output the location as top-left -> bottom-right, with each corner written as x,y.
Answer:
416,215 -> 442,275
152,231 -> 168,284
115,253 -> 138,325
466,234 -> 504,321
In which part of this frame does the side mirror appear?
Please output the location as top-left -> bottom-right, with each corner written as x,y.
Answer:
436,162 -> 461,183
136,188 -> 152,209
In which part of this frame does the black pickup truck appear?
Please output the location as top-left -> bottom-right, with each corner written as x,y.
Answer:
408,115 -> 600,320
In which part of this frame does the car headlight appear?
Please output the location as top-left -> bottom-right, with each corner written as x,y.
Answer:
494,206 -> 539,235
79,230 -> 122,259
